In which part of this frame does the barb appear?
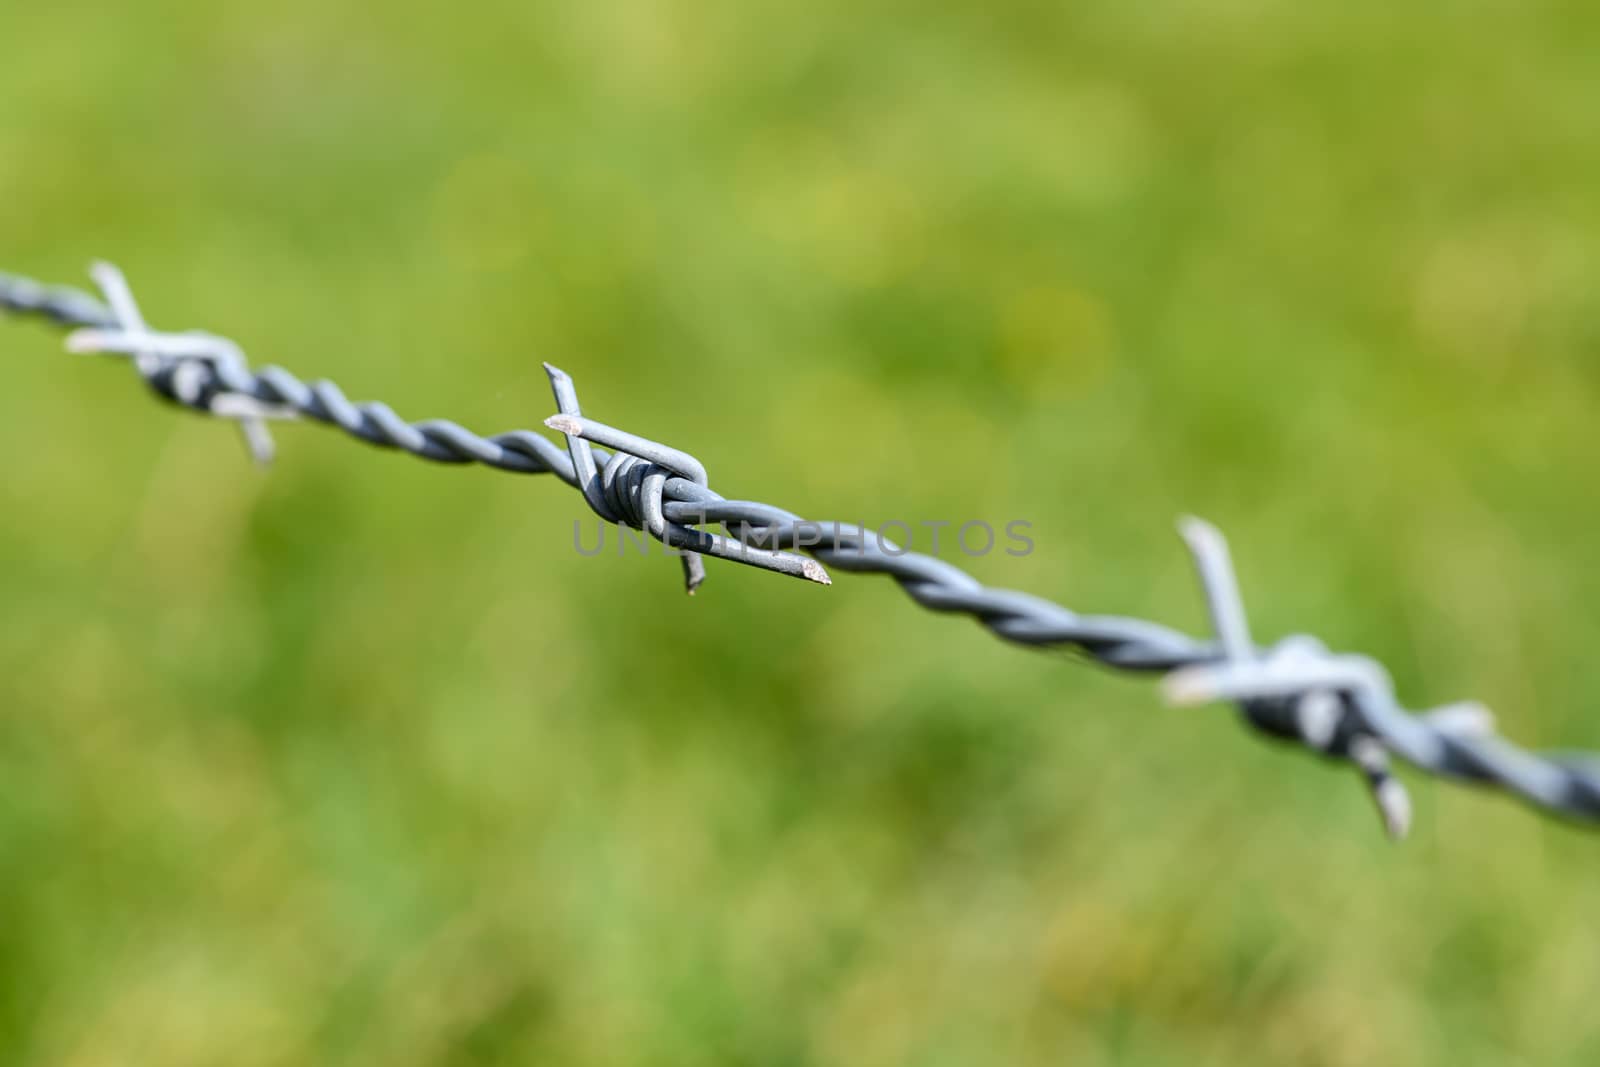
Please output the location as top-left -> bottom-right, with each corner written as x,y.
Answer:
1168,518 -> 1412,838
66,263 -> 296,464
4,263 -> 1599,837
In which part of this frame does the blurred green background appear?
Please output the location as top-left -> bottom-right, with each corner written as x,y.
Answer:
4,1 -> 1600,1063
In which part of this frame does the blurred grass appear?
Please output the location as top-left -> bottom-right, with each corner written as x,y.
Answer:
4,1 -> 1600,1063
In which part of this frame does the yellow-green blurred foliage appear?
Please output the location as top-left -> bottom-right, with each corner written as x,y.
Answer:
3,2 -> 1600,1064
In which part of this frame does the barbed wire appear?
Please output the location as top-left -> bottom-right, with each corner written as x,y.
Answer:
5,262 -> 1599,838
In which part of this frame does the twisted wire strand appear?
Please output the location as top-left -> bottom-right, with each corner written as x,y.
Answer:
5,263 -> 1599,838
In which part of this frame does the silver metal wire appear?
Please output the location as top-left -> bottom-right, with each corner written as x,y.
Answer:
5,262 -> 1598,838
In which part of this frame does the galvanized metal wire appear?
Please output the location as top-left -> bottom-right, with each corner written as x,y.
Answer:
5,262 -> 1599,838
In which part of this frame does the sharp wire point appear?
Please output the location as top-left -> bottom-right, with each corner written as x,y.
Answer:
242,420 -> 277,466
1161,666 -> 1219,707
1350,735 -> 1412,840
1425,701 -> 1497,738
1178,515 -> 1253,663
1379,781 -> 1414,841
681,553 -> 707,596
801,559 -> 832,586
64,329 -> 101,354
